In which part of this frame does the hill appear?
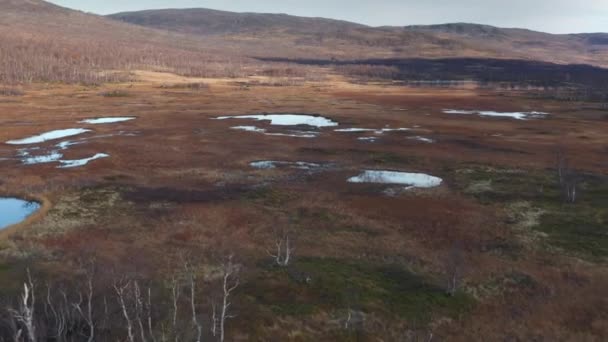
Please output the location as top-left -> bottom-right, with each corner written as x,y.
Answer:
1,0 -> 607,84
109,9 -> 608,67
0,0 -> 244,84
108,8 -> 367,35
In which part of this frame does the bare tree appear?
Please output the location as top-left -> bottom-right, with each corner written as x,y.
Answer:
563,178 -> 578,204
8,269 -> 36,342
45,283 -> 68,341
186,265 -> 203,342
211,255 -> 240,342
445,243 -> 464,296
556,146 -> 568,185
146,287 -> 157,342
114,279 -> 136,342
170,276 -> 180,330
72,261 -> 96,342
133,281 -> 149,342
556,147 -> 579,204
267,228 -> 295,267
210,300 -> 219,339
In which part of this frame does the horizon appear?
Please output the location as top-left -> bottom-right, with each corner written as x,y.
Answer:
47,0 -> 608,34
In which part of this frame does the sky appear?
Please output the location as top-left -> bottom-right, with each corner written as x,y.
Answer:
47,0 -> 608,34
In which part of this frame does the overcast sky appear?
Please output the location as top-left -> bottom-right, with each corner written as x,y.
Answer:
47,0 -> 608,34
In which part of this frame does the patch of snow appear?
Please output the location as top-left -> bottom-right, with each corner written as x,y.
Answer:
56,140 -> 84,150
58,153 -> 109,169
80,117 -> 135,124
22,151 -> 63,165
55,131 -> 138,150
443,109 -> 476,115
408,136 -> 435,143
348,170 -> 442,189
250,161 -> 277,169
229,125 -> 317,138
335,128 -> 377,133
250,161 -> 321,170
357,137 -> 378,142
443,109 -> 548,120
216,114 -> 338,128
16,147 -> 40,157
264,131 -> 319,138
231,126 -> 266,133
335,127 -> 411,134
7,128 -> 91,145
377,128 -> 411,134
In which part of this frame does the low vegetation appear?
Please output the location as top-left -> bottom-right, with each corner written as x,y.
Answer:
0,1 -> 607,340
454,164 -> 608,260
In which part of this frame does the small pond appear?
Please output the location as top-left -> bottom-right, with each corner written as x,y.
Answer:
0,198 -> 41,229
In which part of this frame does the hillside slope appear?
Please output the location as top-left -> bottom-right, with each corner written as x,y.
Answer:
0,0 -> 243,83
109,9 -> 608,67
1,0 -> 607,84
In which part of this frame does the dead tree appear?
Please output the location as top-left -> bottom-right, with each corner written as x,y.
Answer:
8,269 -> 36,342
114,279 -> 136,342
210,301 -> 219,339
170,276 -> 180,330
186,265 -> 203,342
556,146 -> 568,185
212,255 -> 240,342
267,229 -> 295,267
133,281 -> 148,342
563,178 -> 578,204
146,287 -> 157,342
72,262 -> 96,342
445,243 -> 464,296
45,283 -> 68,341
556,146 -> 579,204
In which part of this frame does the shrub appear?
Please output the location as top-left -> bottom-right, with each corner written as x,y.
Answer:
0,88 -> 24,96
100,90 -> 130,97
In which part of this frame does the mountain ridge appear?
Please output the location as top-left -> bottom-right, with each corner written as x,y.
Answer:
107,8 -> 608,67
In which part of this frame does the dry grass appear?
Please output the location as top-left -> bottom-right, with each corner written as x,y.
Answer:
0,76 -> 606,340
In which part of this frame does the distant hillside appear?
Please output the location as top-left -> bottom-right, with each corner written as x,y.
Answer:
108,8 -> 367,35
1,0 -> 608,84
0,0 -> 246,83
109,9 -> 608,67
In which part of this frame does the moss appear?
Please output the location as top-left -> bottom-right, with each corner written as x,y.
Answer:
100,90 -> 130,97
366,152 -> 417,165
455,165 -> 608,260
244,258 -> 474,324
0,262 -> 34,296
244,187 -> 296,207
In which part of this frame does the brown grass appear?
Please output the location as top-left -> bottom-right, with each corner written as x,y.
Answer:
0,76 -> 606,340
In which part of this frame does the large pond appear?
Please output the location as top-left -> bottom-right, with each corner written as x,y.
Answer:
0,198 -> 41,229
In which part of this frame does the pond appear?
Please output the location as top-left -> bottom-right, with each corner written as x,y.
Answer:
0,198 -> 41,229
